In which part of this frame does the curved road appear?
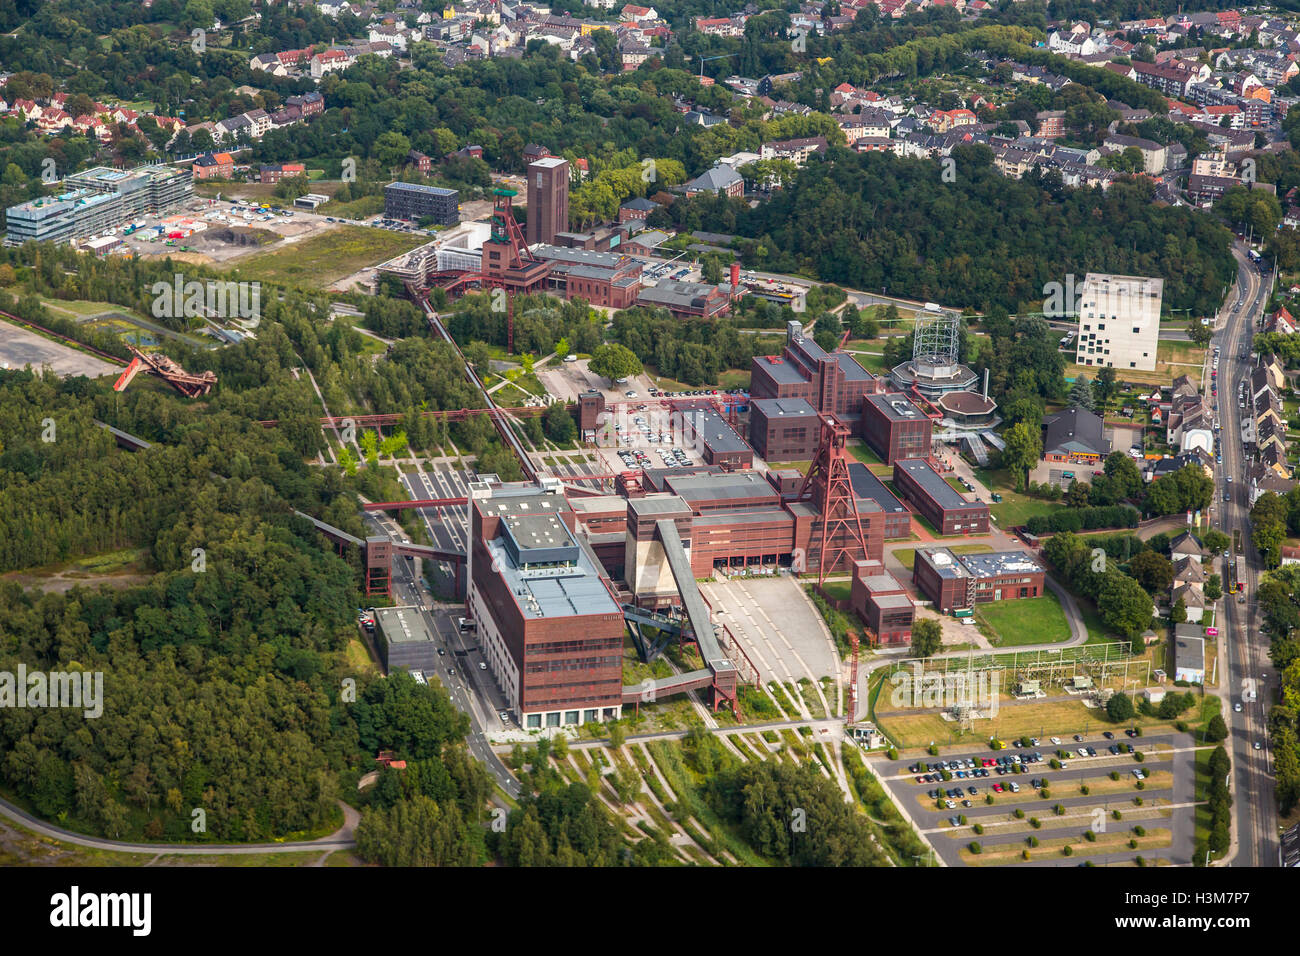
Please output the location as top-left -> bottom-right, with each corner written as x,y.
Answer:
0,794 -> 357,856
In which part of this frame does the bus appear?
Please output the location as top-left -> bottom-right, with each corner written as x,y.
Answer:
1248,249 -> 1262,265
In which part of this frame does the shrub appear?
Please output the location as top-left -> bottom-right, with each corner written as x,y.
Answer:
1134,796 -> 1144,806
1133,825 -> 1146,837
1080,785 -> 1090,795
1084,829 -> 1097,842
1063,845 -> 1074,856
958,815 -> 967,825
1134,751 -> 1145,763
969,842 -> 982,854
1027,835 -> 1039,847
1030,818 -> 1042,829
1022,849 -> 1031,860
1110,770 -> 1121,781
1054,804 -> 1065,816
1136,856 -> 1146,867
928,744 -> 939,755
1041,789 -> 1051,799
886,747 -> 899,760
1049,758 -> 1061,770
973,823 -> 984,835
1112,810 -> 1122,821
985,794 -> 995,805
1135,781 -> 1145,790
1013,807 -> 1025,819
1130,839 -> 1139,850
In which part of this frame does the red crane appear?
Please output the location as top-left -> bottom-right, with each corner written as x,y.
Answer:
113,346 -> 217,398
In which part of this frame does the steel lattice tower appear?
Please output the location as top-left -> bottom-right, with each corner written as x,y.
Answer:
797,416 -> 869,586
912,308 -> 961,366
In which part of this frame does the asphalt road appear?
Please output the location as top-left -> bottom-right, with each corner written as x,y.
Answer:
364,512 -> 522,800
1215,243 -> 1280,868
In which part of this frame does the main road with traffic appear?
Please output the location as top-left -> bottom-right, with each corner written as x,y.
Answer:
1215,242 -> 1280,867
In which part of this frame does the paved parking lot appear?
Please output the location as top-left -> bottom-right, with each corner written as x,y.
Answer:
0,318 -> 120,378
869,731 -> 1197,867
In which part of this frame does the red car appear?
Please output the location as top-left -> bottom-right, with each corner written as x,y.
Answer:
993,783 -> 1004,792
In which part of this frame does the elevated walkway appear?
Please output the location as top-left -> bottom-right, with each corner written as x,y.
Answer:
94,420 -> 153,451
981,430 -> 1005,452
962,432 -> 989,466
293,510 -> 364,547
620,519 -> 739,710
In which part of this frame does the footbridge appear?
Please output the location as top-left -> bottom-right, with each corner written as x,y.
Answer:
620,518 -> 742,712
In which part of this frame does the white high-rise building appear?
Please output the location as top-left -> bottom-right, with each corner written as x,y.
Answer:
1074,273 -> 1163,372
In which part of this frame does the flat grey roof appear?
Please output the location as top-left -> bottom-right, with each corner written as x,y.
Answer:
568,494 -> 627,514
959,550 -> 1042,577
477,488 -> 571,518
666,471 -> 776,502
375,606 -> 435,645
895,458 -> 976,511
693,508 -> 792,526
866,392 -> 926,422
916,547 -> 967,579
385,181 -> 457,197
756,358 -> 809,384
751,396 -> 818,417
871,592 -> 915,610
676,406 -> 748,455
628,494 -> 691,518
848,462 -> 907,515
1175,634 -> 1205,672
859,573 -> 905,593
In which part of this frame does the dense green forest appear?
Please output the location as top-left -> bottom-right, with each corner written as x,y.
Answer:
733,145 -> 1236,315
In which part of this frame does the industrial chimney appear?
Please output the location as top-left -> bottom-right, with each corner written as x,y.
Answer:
982,367 -> 990,401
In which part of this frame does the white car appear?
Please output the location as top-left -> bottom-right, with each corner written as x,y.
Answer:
478,661 -> 487,670
1050,736 -> 1062,746
1234,701 -> 1243,712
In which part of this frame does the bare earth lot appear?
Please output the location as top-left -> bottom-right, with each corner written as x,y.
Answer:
0,318 -> 119,378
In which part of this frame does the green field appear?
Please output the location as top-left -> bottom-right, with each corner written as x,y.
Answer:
972,467 -> 1063,527
975,593 -> 1072,646
226,226 -> 424,288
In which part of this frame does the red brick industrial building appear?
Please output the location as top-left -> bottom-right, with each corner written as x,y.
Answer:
750,321 -> 881,425
850,560 -> 915,645
860,392 -> 934,464
748,397 -> 820,462
912,547 -> 1045,614
468,484 -> 626,730
892,458 -> 990,536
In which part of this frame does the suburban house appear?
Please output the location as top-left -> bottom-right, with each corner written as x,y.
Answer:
1041,405 -> 1111,462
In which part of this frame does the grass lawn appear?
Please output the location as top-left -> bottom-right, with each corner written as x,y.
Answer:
849,441 -> 884,466
320,194 -> 385,220
226,225 -> 424,288
876,696 -> 1175,749
975,593 -> 1072,646
821,581 -> 852,602
1068,340 -> 1206,390
844,350 -> 888,373
972,467 -> 1062,527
